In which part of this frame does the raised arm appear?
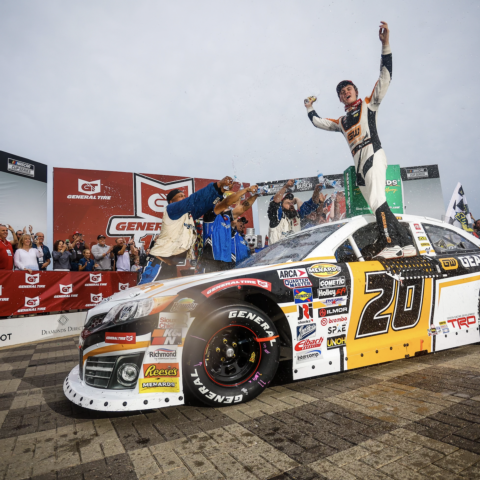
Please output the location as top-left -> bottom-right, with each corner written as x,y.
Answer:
304,97 -> 342,132
166,177 -> 232,221
273,179 -> 294,204
214,185 -> 258,215
232,193 -> 260,220
365,21 -> 392,109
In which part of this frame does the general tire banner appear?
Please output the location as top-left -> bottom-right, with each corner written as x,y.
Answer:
0,271 -> 137,316
53,168 -> 253,249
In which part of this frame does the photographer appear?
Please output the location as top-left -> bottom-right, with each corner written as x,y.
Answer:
268,180 -> 322,244
70,232 -> 86,271
112,238 -> 137,272
52,240 -> 73,271
141,176 -> 233,284
91,235 -> 114,271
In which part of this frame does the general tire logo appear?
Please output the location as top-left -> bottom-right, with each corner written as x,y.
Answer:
25,296 -> 40,308
119,283 -> 129,290
91,293 -> 103,304
59,284 -> 73,294
78,179 -> 101,193
25,274 -> 39,285
90,273 -> 102,283
107,174 -> 194,244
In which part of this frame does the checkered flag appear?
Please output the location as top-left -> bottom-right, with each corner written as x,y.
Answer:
445,182 -> 474,233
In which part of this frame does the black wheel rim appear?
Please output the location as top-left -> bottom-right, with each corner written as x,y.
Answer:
203,324 -> 261,387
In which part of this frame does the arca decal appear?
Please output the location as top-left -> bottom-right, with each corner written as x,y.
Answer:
277,268 -> 308,279
202,278 -> 272,297
308,264 -> 342,278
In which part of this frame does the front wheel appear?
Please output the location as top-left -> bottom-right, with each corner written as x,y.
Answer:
183,301 -> 280,407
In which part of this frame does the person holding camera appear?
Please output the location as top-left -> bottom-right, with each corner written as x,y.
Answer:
52,239 -> 73,271
268,180 -> 323,244
91,235 -> 114,271
112,237 -> 137,272
70,232 -> 86,271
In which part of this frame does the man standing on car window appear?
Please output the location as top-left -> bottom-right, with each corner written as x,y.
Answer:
304,21 -> 415,260
268,180 -> 322,244
140,176 -> 233,284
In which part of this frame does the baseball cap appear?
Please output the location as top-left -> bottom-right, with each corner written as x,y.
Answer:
73,231 -> 82,235
97,234 -> 106,240
167,189 -> 183,203
237,217 -> 249,224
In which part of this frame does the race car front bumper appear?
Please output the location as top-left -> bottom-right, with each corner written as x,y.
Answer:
63,365 -> 185,412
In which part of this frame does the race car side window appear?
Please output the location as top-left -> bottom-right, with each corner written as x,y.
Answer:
423,224 -> 479,255
335,240 -> 357,263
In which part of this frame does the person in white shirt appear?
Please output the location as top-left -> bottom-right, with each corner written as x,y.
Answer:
14,235 -> 42,273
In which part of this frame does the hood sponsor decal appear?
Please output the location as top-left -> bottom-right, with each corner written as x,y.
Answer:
202,278 -> 272,297
171,298 -> 197,312
147,347 -> 177,359
308,263 -> 341,278
139,378 -> 180,393
105,332 -> 136,344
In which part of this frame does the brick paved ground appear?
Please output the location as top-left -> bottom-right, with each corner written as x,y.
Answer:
1,339 -> 480,479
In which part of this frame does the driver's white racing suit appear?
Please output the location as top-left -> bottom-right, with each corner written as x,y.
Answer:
307,44 -> 411,252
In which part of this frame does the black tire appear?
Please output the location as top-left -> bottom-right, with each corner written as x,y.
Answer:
183,301 -> 280,407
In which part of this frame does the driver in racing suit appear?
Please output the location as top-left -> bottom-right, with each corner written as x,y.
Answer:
304,21 -> 415,260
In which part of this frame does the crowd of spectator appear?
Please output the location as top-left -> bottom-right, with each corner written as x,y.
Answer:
0,225 -> 143,273
2,182 -> 479,282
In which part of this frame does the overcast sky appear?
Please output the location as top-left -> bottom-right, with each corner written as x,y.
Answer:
1,0 -> 479,216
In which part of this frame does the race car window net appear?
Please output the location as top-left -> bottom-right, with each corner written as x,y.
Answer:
237,223 -> 346,268
423,224 -> 479,255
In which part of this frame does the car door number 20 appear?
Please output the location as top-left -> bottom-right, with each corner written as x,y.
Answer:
355,271 -> 425,338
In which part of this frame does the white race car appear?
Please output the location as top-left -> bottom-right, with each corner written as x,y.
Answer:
64,214 -> 480,411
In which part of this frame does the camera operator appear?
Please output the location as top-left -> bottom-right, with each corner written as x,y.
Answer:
112,237 -> 137,272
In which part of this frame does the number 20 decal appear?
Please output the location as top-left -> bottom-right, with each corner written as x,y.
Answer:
355,272 -> 424,339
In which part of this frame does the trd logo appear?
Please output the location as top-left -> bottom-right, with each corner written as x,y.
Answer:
386,180 -> 398,186
297,304 -> 314,321
439,258 -> 458,270
91,293 -> 103,304
347,127 -> 360,141
78,179 -> 101,193
59,284 -> 72,294
447,316 -> 476,329
25,273 -> 39,284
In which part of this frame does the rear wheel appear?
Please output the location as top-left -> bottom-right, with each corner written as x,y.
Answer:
183,301 -> 280,407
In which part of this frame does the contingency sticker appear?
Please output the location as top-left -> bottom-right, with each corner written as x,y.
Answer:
139,378 -> 180,393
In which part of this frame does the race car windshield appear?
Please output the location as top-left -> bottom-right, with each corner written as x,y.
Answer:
237,223 -> 346,268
